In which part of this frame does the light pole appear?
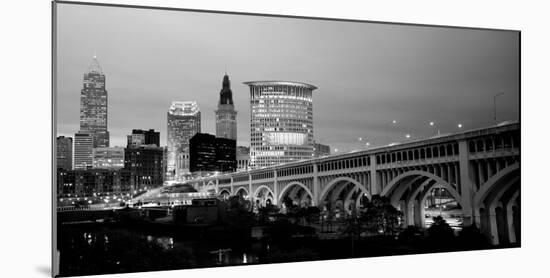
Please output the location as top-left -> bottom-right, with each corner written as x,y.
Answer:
386,120 -> 397,144
493,92 -> 505,124
429,121 -> 440,136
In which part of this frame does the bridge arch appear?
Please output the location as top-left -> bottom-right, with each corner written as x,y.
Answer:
472,163 -> 520,245
278,181 -> 314,206
234,186 -> 249,197
319,176 -> 371,212
381,170 -> 460,203
219,188 -> 231,199
473,163 -> 520,209
253,185 -> 275,207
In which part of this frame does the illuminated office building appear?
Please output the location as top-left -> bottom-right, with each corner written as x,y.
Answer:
79,55 -> 109,148
166,101 -> 201,180
74,131 -> 93,170
244,81 -> 316,167
92,147 -> 125,169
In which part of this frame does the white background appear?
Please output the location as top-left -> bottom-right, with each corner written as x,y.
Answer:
1,0 -> 548,277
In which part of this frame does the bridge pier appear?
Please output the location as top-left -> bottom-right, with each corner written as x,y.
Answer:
458,140 -> 474,226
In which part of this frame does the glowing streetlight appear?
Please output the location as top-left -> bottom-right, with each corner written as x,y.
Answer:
334,148 -> 339,153
365,142 -> 370,147
457,123 -> 463,129
405,134 -> 411,139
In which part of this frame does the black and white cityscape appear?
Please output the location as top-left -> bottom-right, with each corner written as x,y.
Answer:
54,2 -> 520,277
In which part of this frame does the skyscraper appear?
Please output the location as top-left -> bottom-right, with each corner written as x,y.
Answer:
79,55 -> 109,148
56,136 -> 73,170
244,81 -> 316,168
167,101 -> 201,180
215,74 -> 237,140
73,131 -> 93,170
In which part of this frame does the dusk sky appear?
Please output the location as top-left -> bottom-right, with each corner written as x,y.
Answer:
56,3 -> 519,153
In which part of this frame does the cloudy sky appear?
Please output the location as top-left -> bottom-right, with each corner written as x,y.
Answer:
55,3 -> 519,152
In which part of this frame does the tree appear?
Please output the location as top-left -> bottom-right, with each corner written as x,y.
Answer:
457,224 -> 490,249
360,196 -> 402,236
225,195 -> 255,227
340,216 -> 363,256
426,216 -> 455,246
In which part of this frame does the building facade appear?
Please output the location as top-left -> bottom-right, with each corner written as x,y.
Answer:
127,129 -> 160,148
189,133 -> 237,175
56,136 -> 73,170
73,131 -> 94,170
216,137 -> 236,173
166,101 -> 201,180
92,147 -> 125,169
189,133 -> 218,174
124,146 -> 164,189
57,168 -> 135,197
236,146 -> 250,171
313,141 -> 331,157
244,81 -> 316,168
215,74 -> 237,140
79,56 -> 109,148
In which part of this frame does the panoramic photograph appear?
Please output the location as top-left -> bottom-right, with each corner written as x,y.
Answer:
53,2 -> 520,277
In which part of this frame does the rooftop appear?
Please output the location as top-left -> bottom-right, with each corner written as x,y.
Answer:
243,80 -> 317,90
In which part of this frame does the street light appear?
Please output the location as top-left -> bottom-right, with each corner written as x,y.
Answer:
386,120 -> 398,143
457,123 -> 463,129
405,134 -> 411,139
493,92 -> 505,124
429,121 -> 440,136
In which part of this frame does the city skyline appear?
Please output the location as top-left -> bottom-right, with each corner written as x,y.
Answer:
52,3 -> 521,277
56,4 -> 519,153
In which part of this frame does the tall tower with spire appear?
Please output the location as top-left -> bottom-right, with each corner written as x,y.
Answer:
215,73 -> 237,140
79,55 -> 109,148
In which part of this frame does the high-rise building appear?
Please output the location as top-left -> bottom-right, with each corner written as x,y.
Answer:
215,74 -> 237,140
216,137 -> 237,172
74,131 -> 93,170
56,136 -> 73,170
189,133 -> 218,173
127,129 -> 160,148
167,101 -> 201,180
313,141 -> 331,157
244,81 -> 317,168
189,133 -> 237,174
79,55 -> 109,148
236,146 -> 250,171
92,147 -> 125,169
124,145 -> 164,189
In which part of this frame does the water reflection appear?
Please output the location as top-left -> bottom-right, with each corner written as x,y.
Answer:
59,225 -> 263,276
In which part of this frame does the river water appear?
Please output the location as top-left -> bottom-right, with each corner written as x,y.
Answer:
56,222 -> 331,277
